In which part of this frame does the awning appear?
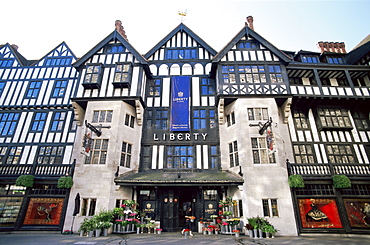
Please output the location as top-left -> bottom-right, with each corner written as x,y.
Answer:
114,170 -> 244,187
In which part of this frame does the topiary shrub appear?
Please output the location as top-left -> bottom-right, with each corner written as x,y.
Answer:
288,174 -> 305,188
57,176 -> 74,188
332,175 -> 351,188
16,175 -> 34,188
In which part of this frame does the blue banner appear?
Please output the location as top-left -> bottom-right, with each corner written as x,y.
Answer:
170,76 -> 190,131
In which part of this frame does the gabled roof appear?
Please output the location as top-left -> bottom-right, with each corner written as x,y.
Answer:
212,26 -> 292,64
73,30 -> 148,68
144,23 -> 217,59
31,41 -> 77,66
345,36 -> 370,65
1,43 -> 29,66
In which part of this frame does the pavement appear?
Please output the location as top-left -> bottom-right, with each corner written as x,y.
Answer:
0,231 -> 369,245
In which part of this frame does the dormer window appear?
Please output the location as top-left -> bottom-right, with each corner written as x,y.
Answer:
301,55 -> 319,63
113,63 -> 131,88
82,64 -> 103,89
327,56 -> 344,64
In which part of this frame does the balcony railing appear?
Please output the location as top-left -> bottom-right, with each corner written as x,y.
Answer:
0,161 -> 75,178
287,161 -> 370,177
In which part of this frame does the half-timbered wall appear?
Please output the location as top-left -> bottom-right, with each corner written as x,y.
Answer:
142,27 -> 218,171
0,43 -> 78,166
217,36 -> 288,95
75,40 -> 147,99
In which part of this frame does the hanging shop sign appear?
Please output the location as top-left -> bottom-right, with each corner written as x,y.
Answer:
170,76 -> 190,131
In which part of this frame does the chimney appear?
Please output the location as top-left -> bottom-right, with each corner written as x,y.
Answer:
246,16 -> 254,30
11,44 -> 19,51
317,41 -> 346,53
115,20 -> 128,40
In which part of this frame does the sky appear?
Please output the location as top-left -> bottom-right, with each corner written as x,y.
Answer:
1,0 -> 369,60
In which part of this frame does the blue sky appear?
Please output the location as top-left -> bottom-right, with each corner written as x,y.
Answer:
2,0 -> 369,59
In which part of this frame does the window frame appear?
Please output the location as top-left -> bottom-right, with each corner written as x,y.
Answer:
229,141 -> 239,167
30,112 -> 47,132
92,110 -> 113,123
166,145 -> 195,169
326,144 -> 356,164
248,108 -> 269,121
113,63 -> 132,88
50,112 -> 67,132
85,139 -> 108,164
120,141 -> 132,168
51,80 -> 67,98
36,146 -> 64,164
0,112 -> 20,136
251,137 -> 276,164
82,64 -> 103,89
25,81 -> 42,99
0,146 -> 23,164
316,108 -> 353,131
125,114 -> 135,128
262,198 -> 279,217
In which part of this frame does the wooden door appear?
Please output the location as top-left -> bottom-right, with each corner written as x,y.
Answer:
161,189 -> 179,231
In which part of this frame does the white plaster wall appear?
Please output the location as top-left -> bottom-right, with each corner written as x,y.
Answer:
63,100 -> 142,232
219,98 -> 297,236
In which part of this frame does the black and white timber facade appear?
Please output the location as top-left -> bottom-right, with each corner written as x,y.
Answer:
1,18 -> 369,235
0,43 -> 78,230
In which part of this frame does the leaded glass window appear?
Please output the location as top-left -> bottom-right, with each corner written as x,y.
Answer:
252,137 -> 275,164
166,146 -> 194,169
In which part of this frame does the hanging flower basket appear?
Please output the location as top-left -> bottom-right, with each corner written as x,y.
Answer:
16,175 -> 34,188
57,176 -> 74,188
332,175 -> 351,188
288,174 -> 305,188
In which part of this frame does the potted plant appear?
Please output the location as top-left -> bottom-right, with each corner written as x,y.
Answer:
101,221 -> 113,236
79,218 -> 90,236
156,228 -> 162,234
264,223 -> 277,238
183,228 -> 191,239
85,218 -> 95,237
332,175 -> 351,188
16,175 -> 34,188
233,229 -> 240,237
57,176 -> 73,188
244,223 -> 254,237
247,217 -> 258,238
288,174 -> 305,188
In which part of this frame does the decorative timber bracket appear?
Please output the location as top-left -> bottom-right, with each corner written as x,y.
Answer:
85,120 -> 111,137
249,117 -> 273,135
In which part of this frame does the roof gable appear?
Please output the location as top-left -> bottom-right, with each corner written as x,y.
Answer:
0,43 -> 27,67
144,23 -> 217,60
212,26 -> 292,64
74,30 -> 147,68
345,38 -> 370,65
32,42 -> 77,67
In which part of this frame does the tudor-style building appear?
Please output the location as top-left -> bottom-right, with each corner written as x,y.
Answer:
57,18 -> 370,236
0,43 -> 78,230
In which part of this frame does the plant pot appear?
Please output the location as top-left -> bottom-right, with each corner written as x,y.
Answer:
95,229 -> 101,237
184,231 -> 189,239
253,229 -> 258,238
79,231 -> 85,237
157,230 -> 161,234
103,228 -> 108,236
208,230 -> 212,235
136,227 -> 140,234
248,230 -> 253,237
88,231 -> 94,237
265,232 -> 270,238
258,229 -> 263,238
235,232 -> 240,237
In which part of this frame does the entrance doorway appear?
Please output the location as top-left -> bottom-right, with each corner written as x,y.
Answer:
178,191 -> 194,229
160,188 -> 197,232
